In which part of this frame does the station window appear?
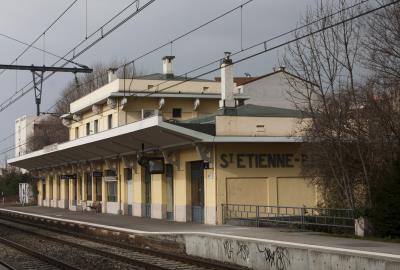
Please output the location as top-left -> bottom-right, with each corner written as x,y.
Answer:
172,108 -> 182,118
86,122 -> 90,136
75,127 -> 79,139
107,181 -> 117,202
94,120 -> 99,134
203,86 -> 209,92
105,170 -> 117,177
86,173 -> 92,201
108,114 -> 113,129
147,85 -> 153,90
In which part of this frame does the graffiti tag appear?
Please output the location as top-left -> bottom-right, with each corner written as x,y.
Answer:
236,241 -> 250,262
223,240 -> 234,259
257,245 -> 290,270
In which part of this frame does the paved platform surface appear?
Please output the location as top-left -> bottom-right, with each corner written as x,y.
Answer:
2,206 -> 400,256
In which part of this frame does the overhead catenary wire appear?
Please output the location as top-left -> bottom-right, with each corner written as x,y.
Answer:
0,33 -> 90,67
138,0 -> 391,97
66,0 -> 370,99
0,0 -> 156,153
44,0 -> 258,114
69,0 -> 256,93
0,0 -> 156,113
0,0 -> 79,78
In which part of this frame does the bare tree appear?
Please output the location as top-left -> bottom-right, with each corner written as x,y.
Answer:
282,0 -> 400,212
362,0 -> 400,85
55,60 -> 136,115
282,0 -> 370,209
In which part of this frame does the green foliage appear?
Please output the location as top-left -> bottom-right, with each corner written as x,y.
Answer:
0,171 -> 32,197
368,162 -> 400,237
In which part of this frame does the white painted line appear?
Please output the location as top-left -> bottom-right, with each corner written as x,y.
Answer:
1,208 -> 400,261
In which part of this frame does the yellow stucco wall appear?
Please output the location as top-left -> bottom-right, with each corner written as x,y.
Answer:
215,142 -> 317,224
35,141 -> 317,225
216,116 -> 307,137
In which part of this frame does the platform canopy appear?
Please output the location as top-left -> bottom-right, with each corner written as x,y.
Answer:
7,116 -> 212,171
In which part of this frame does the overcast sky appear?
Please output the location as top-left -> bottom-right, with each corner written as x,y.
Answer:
0,0 -> 315,164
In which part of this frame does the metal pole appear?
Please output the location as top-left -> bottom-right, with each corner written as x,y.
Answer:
256,205 -> 260,227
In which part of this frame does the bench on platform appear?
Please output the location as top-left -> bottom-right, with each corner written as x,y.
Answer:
86,201 -> 102,213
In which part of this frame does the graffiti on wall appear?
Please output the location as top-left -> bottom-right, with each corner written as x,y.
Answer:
222,239 -> 290,269
257,244 -> 290,270
236,241 -> 250,262
223,240 -> 250,262
223,240 -> 234,259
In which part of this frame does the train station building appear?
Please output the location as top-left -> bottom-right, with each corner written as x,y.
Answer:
8,55 -> 317,225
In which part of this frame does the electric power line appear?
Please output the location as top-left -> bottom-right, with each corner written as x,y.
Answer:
65,0 -> 370,102
0,0 -> 156,113
0,33 -> 87,67
0,0 -> 156,152
0,0 -> 80,78
45,0 -> 258,112
140,0 -> 391,97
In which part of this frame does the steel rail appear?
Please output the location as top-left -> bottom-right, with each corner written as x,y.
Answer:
0,260 -> 16,270
0,220 -> 174,270
0,214 -> 245,270
0,236 -> 79,270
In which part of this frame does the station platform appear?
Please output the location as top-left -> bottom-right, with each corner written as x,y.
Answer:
1,205 -> 399,257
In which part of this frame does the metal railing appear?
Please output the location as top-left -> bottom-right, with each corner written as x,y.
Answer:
222,204 -> 354,230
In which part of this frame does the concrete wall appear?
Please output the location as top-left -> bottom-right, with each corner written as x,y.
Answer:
1,208 -> 398,270
241,71 -> 295,109
184,234 -> 400,270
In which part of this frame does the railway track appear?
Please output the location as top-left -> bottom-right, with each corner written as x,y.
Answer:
0,236 -> 77,270
0,258 -> 16,270
0,217 -> 244,270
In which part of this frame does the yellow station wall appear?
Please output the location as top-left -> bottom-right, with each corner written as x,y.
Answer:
36,142 -> 317,225
215,142 -> 317,224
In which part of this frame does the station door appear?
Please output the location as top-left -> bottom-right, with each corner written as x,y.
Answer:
166,165 -> 174,221
64,180 -> 69,209
127,179 -> 133,215
191,161 -> 204,223
144,168 -> 151,218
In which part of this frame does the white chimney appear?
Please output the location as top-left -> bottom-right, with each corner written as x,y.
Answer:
219,52 -> 235,108
108,68 -> 118,83
162,56 -> 175,76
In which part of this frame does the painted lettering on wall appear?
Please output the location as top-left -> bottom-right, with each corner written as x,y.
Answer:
219,153 -> 306,169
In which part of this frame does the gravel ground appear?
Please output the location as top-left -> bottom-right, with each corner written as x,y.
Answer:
0,225 -> 144,270
0,218 -> 220,270
0,241 -> 58,270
